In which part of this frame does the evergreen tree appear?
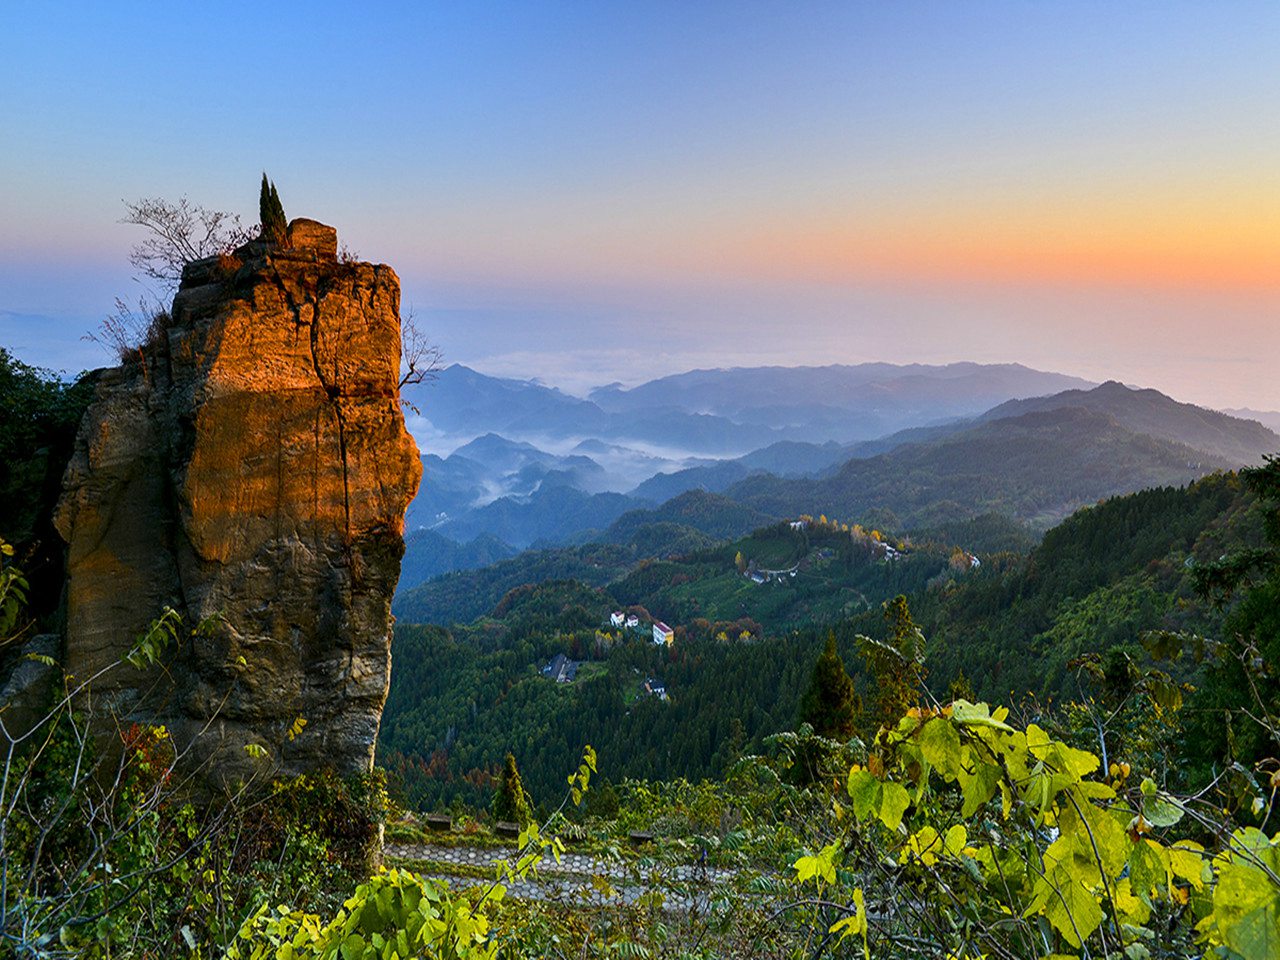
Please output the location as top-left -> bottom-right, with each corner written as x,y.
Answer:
490,752 -> 532,825
858,595 -> 927,732
947,668 -> 974,703
259,173 -> 287,245
583,778 -> 619,820
799,633 -> 859,739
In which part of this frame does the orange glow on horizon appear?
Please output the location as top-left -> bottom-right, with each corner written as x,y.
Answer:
727,190 -> 1280,293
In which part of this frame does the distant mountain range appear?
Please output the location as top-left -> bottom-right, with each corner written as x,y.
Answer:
404,361 -> 1095,455
396,363 -> 1279,596
588,362 -> 1094,434
981,382 -> 1278,466
1223,408 -> 1280,435
401,360 -> 1097,536
727,405 -> 1235,531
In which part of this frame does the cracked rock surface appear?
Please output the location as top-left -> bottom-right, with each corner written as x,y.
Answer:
55,219 -> 421,789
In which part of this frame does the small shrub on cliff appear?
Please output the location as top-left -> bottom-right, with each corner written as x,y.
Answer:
95,193 -> 252,361
120,195 -> 251,294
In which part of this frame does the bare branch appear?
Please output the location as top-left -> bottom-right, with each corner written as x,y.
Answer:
88,195 -> 254,363
120,196 -> 252,295
398,307 -> 443,394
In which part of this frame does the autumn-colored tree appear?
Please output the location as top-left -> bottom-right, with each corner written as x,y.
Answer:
734,550 -> 747,574
799,633 -> 860,740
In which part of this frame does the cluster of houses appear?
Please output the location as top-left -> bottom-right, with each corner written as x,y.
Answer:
747,566 -> 797,584
539,616 -> 673,701
610,610 -> 674,647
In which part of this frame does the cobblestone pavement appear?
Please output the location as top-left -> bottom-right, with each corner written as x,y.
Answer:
384,842 -> 740,908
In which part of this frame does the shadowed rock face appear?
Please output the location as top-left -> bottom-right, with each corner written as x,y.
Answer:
55,219 -> 421,789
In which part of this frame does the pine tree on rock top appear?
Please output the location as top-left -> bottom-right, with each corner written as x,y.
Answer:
799,633 -> 860,740
259,173 -> 287,246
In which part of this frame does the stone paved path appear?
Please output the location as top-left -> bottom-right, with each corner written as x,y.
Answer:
385,842 -> 740,908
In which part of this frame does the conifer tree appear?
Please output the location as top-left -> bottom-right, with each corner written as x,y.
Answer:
799,633 -> 860,739
491,752 -> 533,825
858,595 -> 928,732
259,173 -> 287,245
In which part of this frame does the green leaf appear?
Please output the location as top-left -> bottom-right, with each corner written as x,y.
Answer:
958,751 -> 1002,817
847,769 -> 879,821
1128,838 -> 1170,897
919,717 -> 962,779
951,699 -> 1014,731
878,782 -> 911,832
1029,868 -> 1106,948
340,932 -> 367,960
943,824 -> 967,857
1211,858 -> 1280,960
793,843 -> 838,886
1143,792 -> 1185,828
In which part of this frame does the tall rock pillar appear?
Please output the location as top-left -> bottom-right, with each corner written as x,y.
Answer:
55,219 -> 422,788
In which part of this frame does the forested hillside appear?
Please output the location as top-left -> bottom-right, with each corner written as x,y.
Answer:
382,471 -> 1263,817
393,542 -> 633,625
980,380 -> 1280,464
902,472 -> 1259,697
399,528 -> 517,593
728,406 -> 1232,530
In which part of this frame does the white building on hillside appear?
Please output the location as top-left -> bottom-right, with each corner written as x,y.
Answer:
652,621 -> 674,646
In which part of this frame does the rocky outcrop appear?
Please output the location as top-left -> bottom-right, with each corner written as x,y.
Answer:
54,219 -> 421,789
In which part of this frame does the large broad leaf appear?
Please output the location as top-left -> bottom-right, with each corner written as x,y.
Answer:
1128,839 -> 1170,898
793,842 -> 839,885
1029,868 -> 1106,948
879,782 -> 911,832
1211,860 -> 1280,960
847,769 -> 880,821
919,717 -> 963,779
958,750 -> 1002,817
1200,829 -> 1280,960
950,699 -> 1014,732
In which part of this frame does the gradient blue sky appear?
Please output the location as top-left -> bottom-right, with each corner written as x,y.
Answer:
2,1 -> 1277,408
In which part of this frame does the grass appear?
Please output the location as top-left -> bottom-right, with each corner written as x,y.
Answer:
575,661 -> 609,682
736,531 -> 808,569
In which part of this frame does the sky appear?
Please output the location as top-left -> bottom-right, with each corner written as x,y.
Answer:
2,1 -> 1277,409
